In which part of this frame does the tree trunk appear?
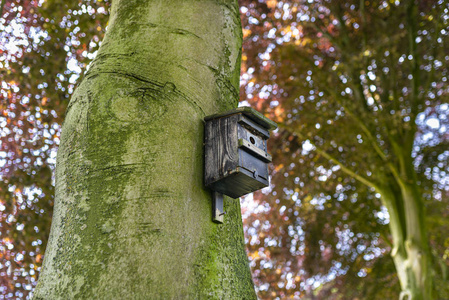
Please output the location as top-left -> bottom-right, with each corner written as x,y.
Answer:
34,0 -> 256,299
380,182 -> 433,300
399,182 -> 432,300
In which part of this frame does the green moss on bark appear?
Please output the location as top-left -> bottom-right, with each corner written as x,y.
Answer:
34,0 -> 256,299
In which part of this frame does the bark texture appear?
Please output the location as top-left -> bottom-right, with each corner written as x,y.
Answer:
34,0 -> 256,299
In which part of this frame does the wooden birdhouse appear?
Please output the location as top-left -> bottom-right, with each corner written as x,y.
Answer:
204,107 -> 277,222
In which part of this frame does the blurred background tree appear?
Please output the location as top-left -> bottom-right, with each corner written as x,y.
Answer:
1,0 -> 448,299
240,0 -> 449,299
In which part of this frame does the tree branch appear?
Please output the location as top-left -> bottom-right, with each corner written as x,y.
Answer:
339,101 -> 405,186
280,123 -> 379,190
314,145 -> 378,189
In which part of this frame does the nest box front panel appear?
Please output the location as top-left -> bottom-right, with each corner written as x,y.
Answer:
236,115 -> 271,186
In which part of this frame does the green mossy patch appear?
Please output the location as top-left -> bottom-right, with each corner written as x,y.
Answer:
35,1 -> 256,299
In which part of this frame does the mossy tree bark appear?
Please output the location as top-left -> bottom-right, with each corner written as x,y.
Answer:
34,0 -> 256,299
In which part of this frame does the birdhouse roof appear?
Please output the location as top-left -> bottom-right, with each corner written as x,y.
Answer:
204,106 -> 278,130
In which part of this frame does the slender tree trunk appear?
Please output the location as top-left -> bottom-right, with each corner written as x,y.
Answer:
380,182 -> 433,300
34,0 -> 256,299
399,182 -> 432,300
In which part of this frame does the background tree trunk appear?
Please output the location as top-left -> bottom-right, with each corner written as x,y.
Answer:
34,0 -> 256,298
381,185 -> 432,300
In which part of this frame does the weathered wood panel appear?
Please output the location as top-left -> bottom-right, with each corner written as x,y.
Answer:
204,114 -> 239,186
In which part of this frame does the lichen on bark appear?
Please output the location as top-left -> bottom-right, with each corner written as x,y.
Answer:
34,0 -> 256,299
